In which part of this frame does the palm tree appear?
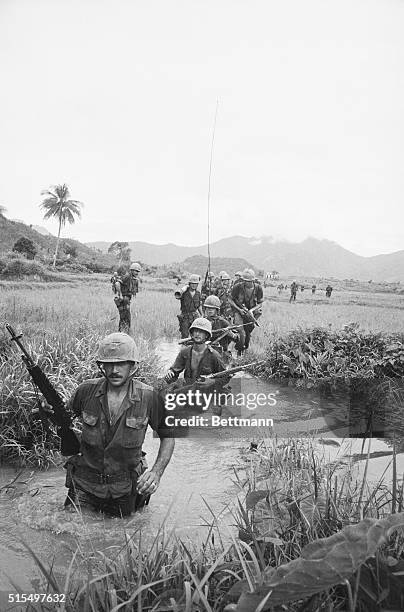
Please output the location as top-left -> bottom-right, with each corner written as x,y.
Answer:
39,184 -> 83,268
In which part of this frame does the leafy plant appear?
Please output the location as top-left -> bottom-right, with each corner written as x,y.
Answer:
234,513 -> 404,611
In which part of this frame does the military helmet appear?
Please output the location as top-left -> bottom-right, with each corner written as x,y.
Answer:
204,295 -> 221,309
130,262 -> 141,271
235,271 -> 242,277
189,317 -> 212,339
208,271 -> 215,278
97,333 -> 140,363
188,274 -> 200,284
219,270 -> 230,280
242,268 -> 255,281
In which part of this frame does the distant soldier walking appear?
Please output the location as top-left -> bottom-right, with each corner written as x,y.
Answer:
231,271 -> 243,290
311,284 -> 316,294
326,285 -> 333,298
289,281 -> 298,303
176,274 -> 202,338
113,262 -> 141,333
230,269 -> 263,356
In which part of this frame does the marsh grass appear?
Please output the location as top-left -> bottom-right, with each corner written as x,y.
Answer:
2,281 -> 404,609
0,285 -> 178,465
20,437 -> 404,611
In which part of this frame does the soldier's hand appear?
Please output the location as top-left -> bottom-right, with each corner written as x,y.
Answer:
39,400 -> 53,415
136,469 -> 161,495
164,369 -> 176,383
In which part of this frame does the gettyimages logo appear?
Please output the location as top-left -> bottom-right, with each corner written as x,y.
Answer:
158,378 -> 277,438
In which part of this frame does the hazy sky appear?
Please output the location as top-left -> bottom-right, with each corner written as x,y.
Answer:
0,0 -> 403,256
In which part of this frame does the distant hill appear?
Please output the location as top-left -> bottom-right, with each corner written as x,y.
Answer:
32,225 -> 53,236
87,236 -> 404,282
0,214 -> 115,270
181,255 -> 256,278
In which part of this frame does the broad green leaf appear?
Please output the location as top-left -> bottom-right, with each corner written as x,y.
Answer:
235,513 -> 404,611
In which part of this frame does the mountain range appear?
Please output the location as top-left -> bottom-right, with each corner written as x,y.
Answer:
87,236 -> 404,282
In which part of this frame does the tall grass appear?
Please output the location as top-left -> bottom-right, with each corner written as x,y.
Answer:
21,437 -> 404,611
0,284 -> 179,465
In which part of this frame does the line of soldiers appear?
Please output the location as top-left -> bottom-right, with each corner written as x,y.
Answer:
175,268 -> 264,357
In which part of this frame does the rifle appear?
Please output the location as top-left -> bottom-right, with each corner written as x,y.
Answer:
210,323 -> 250,346
202,360 -> 266,380
159,360 -> 266,399
5,324 -> 80,456
227,298 -> 262,327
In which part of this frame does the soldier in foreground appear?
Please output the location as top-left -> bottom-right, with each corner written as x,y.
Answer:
113,262 -> 142,333
230,269 -> 263,356
176,274 -> 202,338
64,333 -> 175,517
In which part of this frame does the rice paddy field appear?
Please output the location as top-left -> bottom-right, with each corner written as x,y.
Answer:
1,277 -> 404,611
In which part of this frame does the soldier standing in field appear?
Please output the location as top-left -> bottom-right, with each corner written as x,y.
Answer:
326,284 -> 333,298
311,284 -> 316,294
114,262 -> 142,333
289,281 -> 298,303
230,268 -> 263,356
63,332 -> 175,517
176,274 -> 202,339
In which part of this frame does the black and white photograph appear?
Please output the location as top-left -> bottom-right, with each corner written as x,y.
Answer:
1,1 -> 404,610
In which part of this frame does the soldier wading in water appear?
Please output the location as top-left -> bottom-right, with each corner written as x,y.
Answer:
113,262 -> 141,333
165,317 -> 228,389
203,295 -> 238,360
64,333 -> 175,517
230,269 -> 263,356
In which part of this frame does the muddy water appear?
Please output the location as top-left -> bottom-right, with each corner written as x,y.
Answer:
0,339 -> 402,596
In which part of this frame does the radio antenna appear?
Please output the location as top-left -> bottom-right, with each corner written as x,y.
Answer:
207,100 -> 219,292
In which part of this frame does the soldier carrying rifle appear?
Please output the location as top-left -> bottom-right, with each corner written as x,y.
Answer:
212,270 -> 233,320
175,274 -> 202,339
113,262 -> 141,333
64,332 -> 174,516
165,317 -> 228,390
230,268 -> 263,356
203,295 -> 238,360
